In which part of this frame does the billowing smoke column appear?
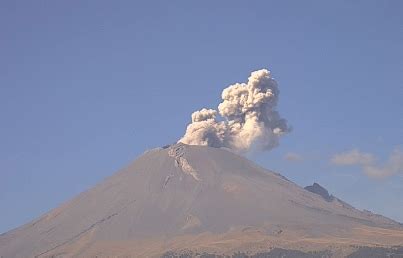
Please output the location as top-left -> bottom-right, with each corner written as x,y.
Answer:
179,69 -> 290,153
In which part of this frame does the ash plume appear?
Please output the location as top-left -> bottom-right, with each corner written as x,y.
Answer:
179,69 -> 290,152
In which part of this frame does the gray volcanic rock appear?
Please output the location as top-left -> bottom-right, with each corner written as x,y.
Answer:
0,144 -> 402,257
304,183 -> 334,202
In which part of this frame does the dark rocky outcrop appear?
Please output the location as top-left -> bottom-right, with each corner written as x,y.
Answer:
304,183 -> 335,202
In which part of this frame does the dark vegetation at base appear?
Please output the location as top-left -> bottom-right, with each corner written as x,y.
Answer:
162,246 -> 403,258
161,248 -> 331,258
347,246 -> 403,258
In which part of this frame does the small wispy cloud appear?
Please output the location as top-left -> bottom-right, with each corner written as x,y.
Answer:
284,152 -> 303,162
331,149 -> 375,166
331,148 -> 403,179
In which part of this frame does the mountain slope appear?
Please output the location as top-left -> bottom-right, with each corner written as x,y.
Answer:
0,143 -> 402,257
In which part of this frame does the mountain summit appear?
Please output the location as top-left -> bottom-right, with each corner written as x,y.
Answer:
1,144 -> 402,257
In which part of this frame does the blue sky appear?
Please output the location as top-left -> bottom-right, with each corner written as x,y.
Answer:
1,1 -> 402,233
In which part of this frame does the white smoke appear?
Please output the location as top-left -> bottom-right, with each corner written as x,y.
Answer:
179,69 -> 290,152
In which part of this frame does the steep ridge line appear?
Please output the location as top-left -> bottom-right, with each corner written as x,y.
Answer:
168,143 -> 200,181
34,199 -> 136,257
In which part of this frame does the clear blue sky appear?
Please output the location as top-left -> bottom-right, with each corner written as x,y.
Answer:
1,1 -> 402,233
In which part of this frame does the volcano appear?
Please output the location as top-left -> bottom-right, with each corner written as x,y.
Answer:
1,143 -> 402,257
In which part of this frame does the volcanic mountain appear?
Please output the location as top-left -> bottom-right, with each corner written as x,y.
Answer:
1,144 -> 402,257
